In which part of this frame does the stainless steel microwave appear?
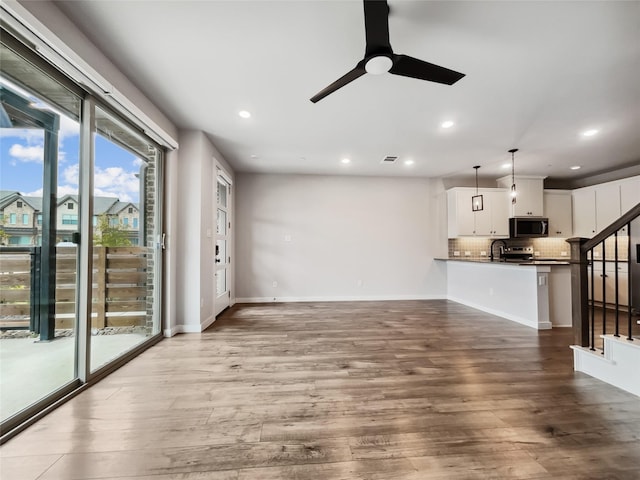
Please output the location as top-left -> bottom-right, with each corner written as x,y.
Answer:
509,217 -> 549,238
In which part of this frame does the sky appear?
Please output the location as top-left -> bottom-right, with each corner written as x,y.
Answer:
0,82 -> 143,204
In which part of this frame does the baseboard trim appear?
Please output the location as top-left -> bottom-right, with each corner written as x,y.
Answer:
163,325 -> 183,337
447,296 -> 542,329
235,294 -> 446,304
201,315 -> 216,331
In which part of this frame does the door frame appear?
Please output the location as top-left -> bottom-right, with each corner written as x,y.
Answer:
214,164 -> 232,316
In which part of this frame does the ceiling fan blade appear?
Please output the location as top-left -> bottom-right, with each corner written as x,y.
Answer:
389,54 -> 465,85
363,0 -> 392,56
310,64 -> 367,103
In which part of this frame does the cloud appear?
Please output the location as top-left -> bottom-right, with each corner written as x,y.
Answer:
63,164 -> 79,185
133,157 -> 145,167
9,144 -> 44,163
58,163 -> 139,202
23,185 -> 78,197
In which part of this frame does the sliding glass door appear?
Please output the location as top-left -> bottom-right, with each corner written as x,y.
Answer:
0,28 -> 164,435
0,72 -> 81,423
89,106 -> 162,372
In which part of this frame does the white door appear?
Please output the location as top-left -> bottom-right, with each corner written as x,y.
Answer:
215,170 -> 231,315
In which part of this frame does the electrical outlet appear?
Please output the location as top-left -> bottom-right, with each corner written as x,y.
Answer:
464,251 -> 471,256
284,234 -> 291,242
480,251 -> 487,256
534,251 -> 540,257
560,251 -> 568,257
453,251 -> 460,256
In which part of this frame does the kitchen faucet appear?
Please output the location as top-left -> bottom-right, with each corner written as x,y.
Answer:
490,239 -> 507,262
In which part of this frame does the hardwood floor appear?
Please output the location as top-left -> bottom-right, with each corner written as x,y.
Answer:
2,300 -> 640,479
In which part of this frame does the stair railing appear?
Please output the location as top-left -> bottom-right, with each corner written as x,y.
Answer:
567,202 -> 640,350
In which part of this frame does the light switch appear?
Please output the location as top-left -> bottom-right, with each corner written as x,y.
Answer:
284,235 -> 292,242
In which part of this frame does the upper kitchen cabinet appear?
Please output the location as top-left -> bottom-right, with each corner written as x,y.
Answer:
620,175 -> 640,214
595,182 -> 622,231
572,176 -> 640,238
447,188 -> 509,238
496,176 -> 545,217
447,188 -> 476,237
543,190 -> 572,237
572,188 -> 596,237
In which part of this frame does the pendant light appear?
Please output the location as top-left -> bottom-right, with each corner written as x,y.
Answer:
508,148 -> 518,204
472,165 -> 483,211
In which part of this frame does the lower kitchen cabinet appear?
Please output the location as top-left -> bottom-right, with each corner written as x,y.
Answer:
590,262 -> 628,307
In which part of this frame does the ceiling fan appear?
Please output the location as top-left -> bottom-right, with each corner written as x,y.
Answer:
310,0 -> 465,103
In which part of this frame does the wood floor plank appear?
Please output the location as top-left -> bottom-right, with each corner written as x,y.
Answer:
2,299 -> 639,479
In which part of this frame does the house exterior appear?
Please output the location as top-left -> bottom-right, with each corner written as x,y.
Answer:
0,191 -> 139,246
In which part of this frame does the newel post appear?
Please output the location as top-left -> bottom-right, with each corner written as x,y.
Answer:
567,237 -> 590,346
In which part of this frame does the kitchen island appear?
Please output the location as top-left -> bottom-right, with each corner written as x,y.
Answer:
436,258 -> 571,330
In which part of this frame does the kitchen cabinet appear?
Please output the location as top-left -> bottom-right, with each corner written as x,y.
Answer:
620,175 -> 640,214
447,188 -> 509,238
595,183 -> 621,232
572,188 -> 597,237
497,176 -> 544,217
543,190 -> 572,237
475,190 -> 510,236
590,262 -> 628,307
572,176 -> 640,238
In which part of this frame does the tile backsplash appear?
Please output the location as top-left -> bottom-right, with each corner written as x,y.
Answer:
448,236 -> 629,260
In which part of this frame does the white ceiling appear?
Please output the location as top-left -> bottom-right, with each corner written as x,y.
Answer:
55,0 -> 640,184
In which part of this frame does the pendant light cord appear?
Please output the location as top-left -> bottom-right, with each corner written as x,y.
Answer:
508,148 -> 518,204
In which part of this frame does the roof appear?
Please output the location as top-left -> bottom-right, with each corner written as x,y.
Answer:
0,192 -> 137,215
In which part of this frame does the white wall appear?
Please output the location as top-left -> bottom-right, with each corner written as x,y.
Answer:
235,173 -> 448,302
174,130 -> 235,334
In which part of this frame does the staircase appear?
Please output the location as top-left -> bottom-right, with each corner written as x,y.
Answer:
567,202 -> 640,397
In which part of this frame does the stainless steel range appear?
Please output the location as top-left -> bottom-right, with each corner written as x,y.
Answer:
501,246 -> 534,262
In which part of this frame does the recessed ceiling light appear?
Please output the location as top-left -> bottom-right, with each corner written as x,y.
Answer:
502,163 -> 511,169
341,158 -> 351,164
570,165 -> 581,170
404,159 -> 415,165
238,110 -> 251,119
441,120 -> 454,129
582,129 -> 598,137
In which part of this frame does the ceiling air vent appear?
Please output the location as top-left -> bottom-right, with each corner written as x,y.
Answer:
381,155 -> 398,164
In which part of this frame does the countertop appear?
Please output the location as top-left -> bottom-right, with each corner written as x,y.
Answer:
435,257 -> 570,266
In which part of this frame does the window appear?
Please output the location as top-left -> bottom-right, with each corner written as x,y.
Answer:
62,214 -> 78,225
92,216 -> 97,227
68,203 -> 74,210
123,217 -> 129,226
22,214 -> 29,225
128,207 -> 133,214
37,214 -> 42,226
16,201 -> 23,208
109,217 -> 118,227
9,236 -> 31,245
133,218 -> 138,229
9,213 -> 16,224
